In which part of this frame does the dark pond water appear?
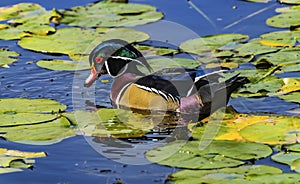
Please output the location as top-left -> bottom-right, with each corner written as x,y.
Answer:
0,0 -> 299,183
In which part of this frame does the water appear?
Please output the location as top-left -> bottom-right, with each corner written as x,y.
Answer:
0,0 -> 298,183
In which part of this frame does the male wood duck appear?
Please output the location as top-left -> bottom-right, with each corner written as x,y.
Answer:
84,39 -> 246,121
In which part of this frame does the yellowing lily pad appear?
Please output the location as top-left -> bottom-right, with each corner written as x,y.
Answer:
168,165 -> 282,184
279,78 -> 300,93
58,1 -> 163,27
36,59 -> 90,71
0,148 -> 46,174
0,48 -> 19,68
0,3 -> 43,21
180,34 -> 249,55
240,116 -> 300,145
0,5 -> 60,40
18,27 -> 149,55
259,31 -> 300,47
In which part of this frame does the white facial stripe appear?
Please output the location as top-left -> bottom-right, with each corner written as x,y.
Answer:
194,70 -> 226,83
110,56 -> 148,69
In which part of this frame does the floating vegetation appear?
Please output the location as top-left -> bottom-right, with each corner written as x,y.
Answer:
0,148 -> 46,174
0,48 -> 19,68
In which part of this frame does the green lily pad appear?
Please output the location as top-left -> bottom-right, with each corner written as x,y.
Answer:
168,165 -> 282,184
0,98 -> 66,113
58,1 -> 163,27
281,62 -> 300,72
233,39 -> 280,57
255,48 -> 300,66
0,116 -> 75,145
287,144 -> 300,152
0,148 -> 46,174
0,48 -> 19,68
266,11 -> 300,28
279,92 -> 300,103
133,45 -> 178,57
64,109 -> 154,138
250,173 -> 300,183
272,151 -> 300,165
180,34 -> 249,55
146,139 -> 271,169
237,76 -> 284,97
0,98 -> 69,140
140,57 -> 200,73
279,0 -> 300,4
18,27 -> 149,55
292,158 -> 300,172
0,3 -> 43,21
36,59 -> 90,71
240,116 -> 300,145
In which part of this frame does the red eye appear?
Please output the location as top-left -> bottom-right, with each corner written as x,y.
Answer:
95,56 -> 103,63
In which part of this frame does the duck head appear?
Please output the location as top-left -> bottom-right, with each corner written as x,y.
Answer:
84,39 -> 153,87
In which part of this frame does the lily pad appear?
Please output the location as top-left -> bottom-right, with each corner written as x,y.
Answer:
0,98 -> 73,144
287,144 -> 300,152
168,165 -> 282,184
0,116 -> 75,145
240,116 -> 300,145
237,76 -> 284,97
279,78 -> 300,93
180,34 -> 248,55
255,48 -> 300,66
58,1 -> 163,27
133,45 -> 178,57
18,27 -> 149,55
272,151 -> 300,165
0,5 -> 60,40
146,139 -> 271,169
0,3 -> 43,21
0,48 -> 19,68
0,98 -> 66,113
281,62 -> 300,72
36,59 -> 90,71
291,158 -> 300,172
279,0 -> 300,4
233,39 -> 279,57
266,11 -> 300,28
259,31 -> 300,47
63,109 -> 154,138
141,57 -> 200,72
279,92 -> 300,103
0,148 -> 46,174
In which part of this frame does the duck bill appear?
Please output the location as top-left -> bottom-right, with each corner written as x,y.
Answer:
84,66 -> 99,87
